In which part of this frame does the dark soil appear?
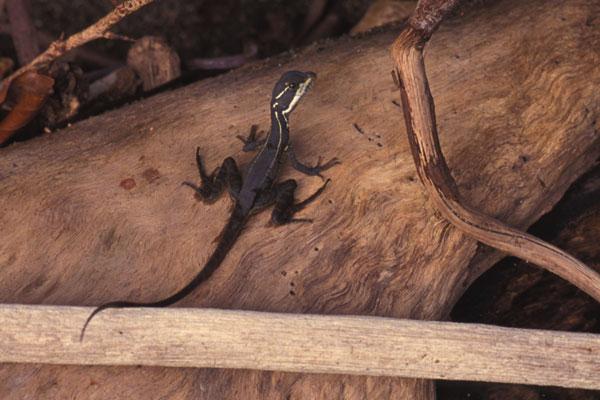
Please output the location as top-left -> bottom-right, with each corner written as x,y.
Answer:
26,0 -> 370,66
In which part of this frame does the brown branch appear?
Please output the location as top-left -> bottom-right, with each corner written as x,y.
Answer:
5,0 -> 40,65
0,25 -> 122,69
390,1 -> 600,302
187,42 -> 258,71
0,0 -> 154,100
409,0 -> 461,37
0,22 -> 10,34
1,305 -> 599,390
295,0 -> 329,42
301,11 -> 341,44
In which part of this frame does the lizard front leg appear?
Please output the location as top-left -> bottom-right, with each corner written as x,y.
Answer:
287,145 -> 340,178
236,125 -> 266,152
270,179 -> 330,225
182,147 -> 242,202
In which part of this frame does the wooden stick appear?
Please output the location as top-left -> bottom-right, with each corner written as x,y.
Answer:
1,304 -> 599,390
390,2 -> 600,303
0,0 -> 154,100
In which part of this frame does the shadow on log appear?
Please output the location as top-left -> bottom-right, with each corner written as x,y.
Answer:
0,0 -> 598,398
441,166 -> 600,399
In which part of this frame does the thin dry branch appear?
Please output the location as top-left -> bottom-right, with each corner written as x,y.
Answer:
391,1 -> 600,302
409,0 -> 460,37
187,42 -> 258,70
1,305 -> 599,390
0,0 -> 154,99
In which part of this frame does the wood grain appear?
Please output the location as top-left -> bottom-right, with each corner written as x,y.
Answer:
1,305 -> 599,390
0,0 -> 598,398
445,167 -> 600,399
391,7 -> 600,301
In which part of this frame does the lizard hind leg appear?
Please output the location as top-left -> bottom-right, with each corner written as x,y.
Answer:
182,148 -> 242,203
270,179 -> 330,225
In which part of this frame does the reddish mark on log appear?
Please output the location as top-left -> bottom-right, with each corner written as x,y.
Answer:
142,168 -> 160,183
120,178 -> 136,190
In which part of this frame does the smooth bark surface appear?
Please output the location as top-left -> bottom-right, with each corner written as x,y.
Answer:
0,0 -> 598,398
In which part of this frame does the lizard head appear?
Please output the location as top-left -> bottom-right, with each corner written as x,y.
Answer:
271,71 -> 316,116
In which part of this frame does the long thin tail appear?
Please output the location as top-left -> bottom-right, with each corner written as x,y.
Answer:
80,208 -> 247,341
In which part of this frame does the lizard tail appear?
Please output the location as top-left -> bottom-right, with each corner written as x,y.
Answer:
80,206 -> 247,341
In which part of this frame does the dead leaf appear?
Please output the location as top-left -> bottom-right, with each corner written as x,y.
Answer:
0,71 -> 54,145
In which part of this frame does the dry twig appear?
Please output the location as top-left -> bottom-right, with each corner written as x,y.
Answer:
296,0 -> 329,42
187,42 -> 258,71
390,0 -> 600,302
0,0 -> 155,101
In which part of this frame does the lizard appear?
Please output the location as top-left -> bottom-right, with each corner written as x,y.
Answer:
80,70 -> 339,340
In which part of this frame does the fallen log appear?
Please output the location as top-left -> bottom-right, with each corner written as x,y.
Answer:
0,0 -> 598,398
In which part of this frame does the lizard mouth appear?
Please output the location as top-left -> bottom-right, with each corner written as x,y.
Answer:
305,78 -> 314,92
282,74 -> 315,115
304,71 -> 316,91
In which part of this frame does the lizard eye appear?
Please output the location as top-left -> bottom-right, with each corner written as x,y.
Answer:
288,83 -> 297,89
